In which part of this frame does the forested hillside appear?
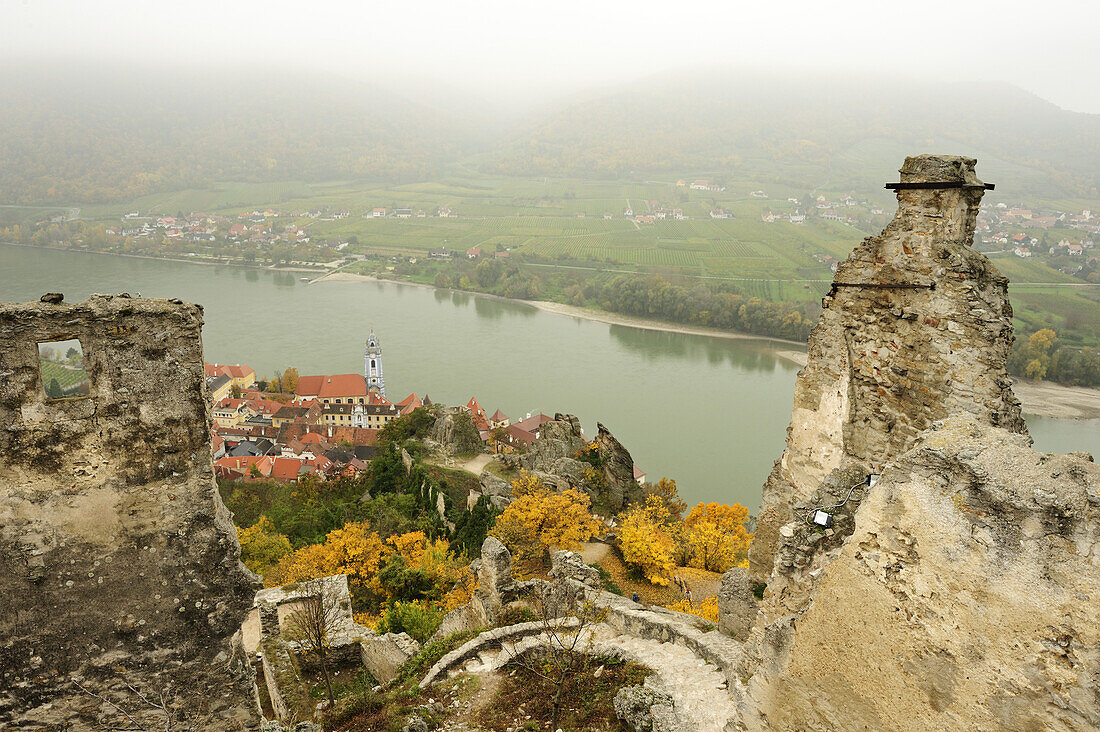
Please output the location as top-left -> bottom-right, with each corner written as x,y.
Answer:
2,66 -> 1099,205
0,66 -> 484,204
481,72 -> 1100,200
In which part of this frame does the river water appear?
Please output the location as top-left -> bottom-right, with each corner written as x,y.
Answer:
2,244 -> 1097,509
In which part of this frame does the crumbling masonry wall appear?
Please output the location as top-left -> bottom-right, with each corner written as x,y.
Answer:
0,295 -> 262,730
749,155 -> 1027,579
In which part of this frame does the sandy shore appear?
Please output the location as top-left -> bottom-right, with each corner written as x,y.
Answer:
526,300 -> 805,346
768,350 -> 1100,420
316,271 -> 1100,420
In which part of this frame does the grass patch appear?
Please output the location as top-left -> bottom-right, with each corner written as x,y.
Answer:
475,655 -> 653,732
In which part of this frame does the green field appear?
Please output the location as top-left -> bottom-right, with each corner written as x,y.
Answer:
39,359 -> 88,394
57,171 -> 1100,346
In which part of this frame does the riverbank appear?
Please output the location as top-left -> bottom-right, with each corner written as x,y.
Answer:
315,270 -> 805,347
773,350 -> 1100,420
0,241 -> 324,273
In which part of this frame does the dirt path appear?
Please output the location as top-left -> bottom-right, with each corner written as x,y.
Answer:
461,453 -> 493,475
580,541 -> 610,564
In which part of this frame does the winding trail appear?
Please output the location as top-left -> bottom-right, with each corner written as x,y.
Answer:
440,623 -> 739,731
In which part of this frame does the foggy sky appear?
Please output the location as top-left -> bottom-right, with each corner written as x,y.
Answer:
2,0 -> 1098,114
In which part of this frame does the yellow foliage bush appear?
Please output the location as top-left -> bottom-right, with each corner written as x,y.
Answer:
665,596 -> 719,624
684,502 -> 753,573
490,486 -> 600,567
618,498 -> 677,586
266,521 -> 386,589
236,516 -> 292,577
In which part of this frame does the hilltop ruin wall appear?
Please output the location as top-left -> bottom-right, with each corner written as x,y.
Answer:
749,155 -> 1026,579
0,294 -> 262,730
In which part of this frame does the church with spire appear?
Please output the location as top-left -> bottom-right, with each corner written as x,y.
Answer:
364,330 -> 385,397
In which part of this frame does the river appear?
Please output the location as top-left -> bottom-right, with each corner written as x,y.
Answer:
2,244 -> 1098,509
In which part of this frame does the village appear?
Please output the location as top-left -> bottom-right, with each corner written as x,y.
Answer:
206,332 -> 647,485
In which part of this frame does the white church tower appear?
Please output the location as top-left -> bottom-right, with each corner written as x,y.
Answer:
364,330 -> 385,396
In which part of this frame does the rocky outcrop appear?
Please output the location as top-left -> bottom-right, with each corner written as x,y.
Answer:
751,155 -> 1026,579
504,413 -> 641,512
549,549 -> 602,586
469,536 -> 515,625
614,684 -> 676,731
716,567 -> 757,641
742,414 -> 1100,731
430,406 -> 481,455
0,295 -> 261,729
361,632 -> 420,684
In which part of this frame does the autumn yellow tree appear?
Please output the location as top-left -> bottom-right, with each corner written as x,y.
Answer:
684,502 -> 752,573
490,487 -> 600,567
666,596 -> 719,623
1024,328 -> 1058,381
618,495 -> 678,585
267,521 -> 386,591
237,516 -> 292,577
646,477 -> 687,522
509,469 -> 546,497
379,530 -> 472,608
280,366 -> 300,393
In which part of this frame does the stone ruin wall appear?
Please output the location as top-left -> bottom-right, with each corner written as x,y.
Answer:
0,294 -> 262,730
749,155 -> 1027,580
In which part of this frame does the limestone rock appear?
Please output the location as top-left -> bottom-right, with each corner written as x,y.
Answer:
401,714 -> 429,732
614,684 -> 675,731
743,414 -> 1100,731
479,471 -> 511,497
361,632 -> 420,685
751,155 -> 1026,580
549,550 -> 601,587
429,406 -> 481,454
470,536 -> 514,625
513,413 -> 640,512
717,567 -> 757,640
0,295 -> 261,729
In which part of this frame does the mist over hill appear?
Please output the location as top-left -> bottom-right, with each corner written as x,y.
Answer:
2,65 -> 1098,205
480,71 -> 1100,201
0,65 -> 486,204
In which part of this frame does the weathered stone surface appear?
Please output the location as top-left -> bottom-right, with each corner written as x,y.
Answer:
614,684 -> 675,731
751,155 -> 1026,580
0,295 -> 261,729
743,414 -> 1100,731
361,632 -> 420,685
509,413 -> 641,512
716,567 -> 757,640
549,549 -> 601,587
469,536 -> 514,625
401,714 -> 429,732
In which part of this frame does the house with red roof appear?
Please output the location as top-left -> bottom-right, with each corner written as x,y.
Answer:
205,363 -> 256,390
395,393 -> 423,416
489,409 -> 510,429
466,397 -> 490,431
296,374 -> 369,404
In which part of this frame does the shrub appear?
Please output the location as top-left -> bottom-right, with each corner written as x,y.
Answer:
377,601 -> 445,644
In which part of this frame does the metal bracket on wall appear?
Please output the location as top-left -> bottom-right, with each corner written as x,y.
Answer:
884,181 -> 995,191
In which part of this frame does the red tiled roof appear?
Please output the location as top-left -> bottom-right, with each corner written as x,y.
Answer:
490,409 -> 508,422
396,393 -> 422,408
327,426 -> 380,446
300,432 -> 325,444
246,398 -> 284,416
503,424 -> 537,446
297,374 -> 369,399
467,397 -> 485,416
269,457 -> 305,481
205,363 -> 255,379
512,413 -> 554,434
